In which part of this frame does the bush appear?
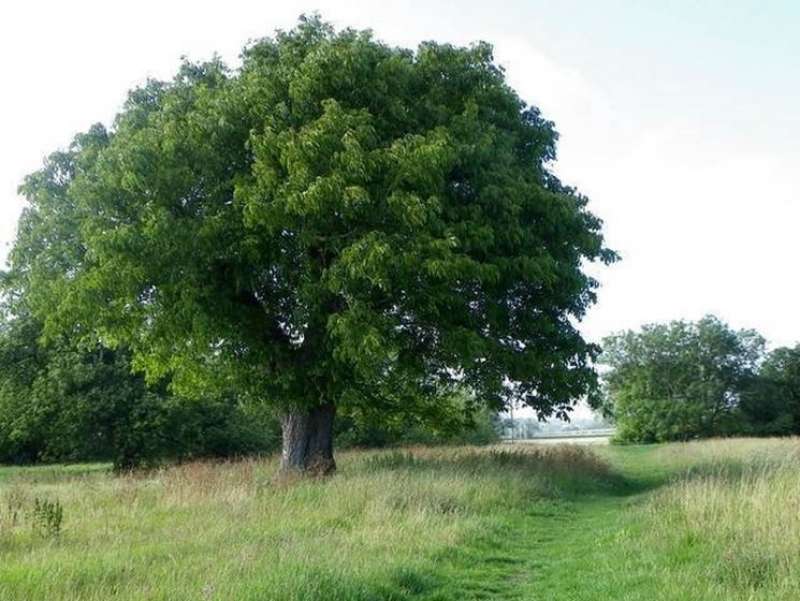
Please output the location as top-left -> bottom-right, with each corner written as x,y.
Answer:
0,315 -> 281,469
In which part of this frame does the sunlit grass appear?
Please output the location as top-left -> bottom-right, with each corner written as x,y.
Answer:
2,439 -> 799,600
636,438 -> 800,599
0,445 -> 610,601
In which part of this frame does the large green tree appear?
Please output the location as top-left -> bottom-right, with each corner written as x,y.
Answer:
10,17 -> 614,474
597,316 -> 764,442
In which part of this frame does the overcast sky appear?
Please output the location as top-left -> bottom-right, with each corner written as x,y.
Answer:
1,0 -> 799,351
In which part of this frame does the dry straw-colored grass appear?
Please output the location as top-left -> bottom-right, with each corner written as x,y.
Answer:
4,439 -> 799,600
644,438 -> 800,598
0,444 -> 610,601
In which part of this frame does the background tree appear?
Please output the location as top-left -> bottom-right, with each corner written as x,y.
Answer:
335,388 -> 499,447
597,316 -> 764,442
738,345 -> 800,435
0,309 -> 280,469
10,17 -> 614,474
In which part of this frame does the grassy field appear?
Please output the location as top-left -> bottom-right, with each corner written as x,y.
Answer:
0,438 -> 798,600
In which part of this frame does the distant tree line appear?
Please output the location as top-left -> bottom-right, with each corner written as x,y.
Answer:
0,309 -> 279,469
594,315 -> 800,443
498,413 -> 611,440
0,308 -> 497,470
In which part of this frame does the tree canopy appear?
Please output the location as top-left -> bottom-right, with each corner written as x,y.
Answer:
0,306 -> 282,469
9,17 -> 614,473
596,315 -> 768,442
738,345 -> 800,435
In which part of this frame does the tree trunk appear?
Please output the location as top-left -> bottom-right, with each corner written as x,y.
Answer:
279,403 -> 336,476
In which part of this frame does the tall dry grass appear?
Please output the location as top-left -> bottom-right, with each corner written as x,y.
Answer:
643,438 -> 800,598
0,444 -> 611,601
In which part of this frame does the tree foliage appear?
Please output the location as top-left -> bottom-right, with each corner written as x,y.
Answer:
739,345 -> 800,435
597,316 -> 767,442
9,17 -> 614,470
0,308 -> 497,468
0,310 -> 280,469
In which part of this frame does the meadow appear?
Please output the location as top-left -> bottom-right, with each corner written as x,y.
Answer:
0,438 -> 798,600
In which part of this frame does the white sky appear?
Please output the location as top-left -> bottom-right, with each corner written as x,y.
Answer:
1,0 -> 799,356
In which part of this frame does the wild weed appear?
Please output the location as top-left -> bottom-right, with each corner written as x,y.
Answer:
30,497 -> 63,538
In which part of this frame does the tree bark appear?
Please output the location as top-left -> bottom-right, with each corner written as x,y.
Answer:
279,403 -> 336,476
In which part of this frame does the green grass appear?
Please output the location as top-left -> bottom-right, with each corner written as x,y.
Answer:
1,439 -> 798,600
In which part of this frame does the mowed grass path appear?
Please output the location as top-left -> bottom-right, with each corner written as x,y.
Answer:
1,439 -> 799,600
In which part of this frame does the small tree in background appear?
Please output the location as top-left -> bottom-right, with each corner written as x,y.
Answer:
9,17 -> 614,474
597,316 -> 764,442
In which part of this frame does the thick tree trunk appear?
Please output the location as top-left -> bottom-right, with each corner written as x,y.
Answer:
279,403 -> 336,476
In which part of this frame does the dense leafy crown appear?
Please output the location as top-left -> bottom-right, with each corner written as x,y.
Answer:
10,17 -> 614,417
598,316 -> 764,441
